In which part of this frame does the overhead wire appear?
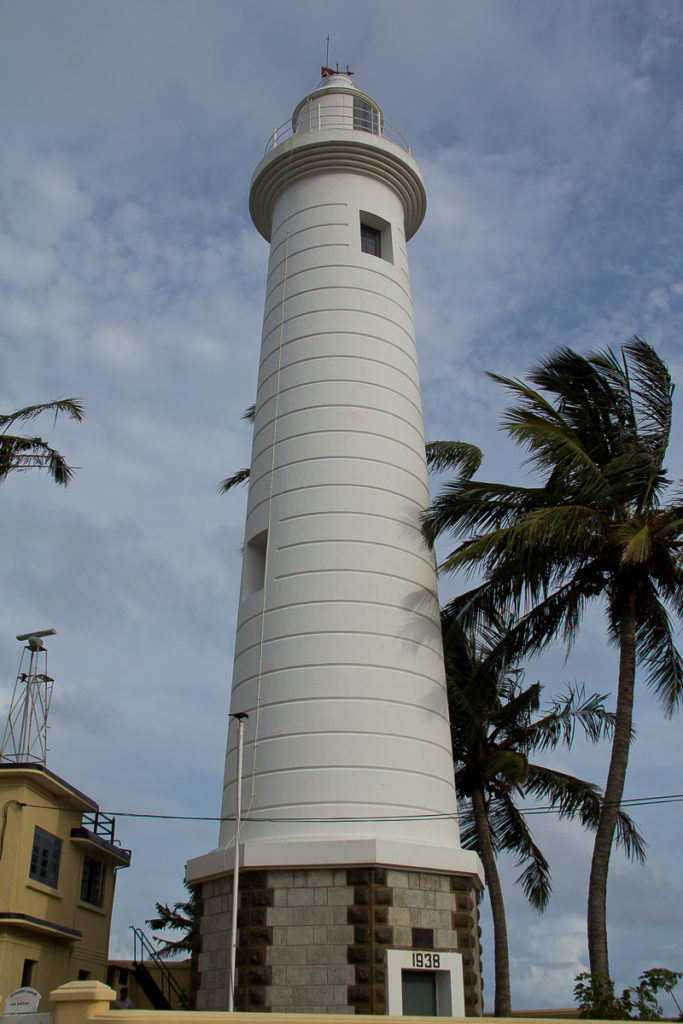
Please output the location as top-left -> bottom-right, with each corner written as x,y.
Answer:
14,792 -> 683,824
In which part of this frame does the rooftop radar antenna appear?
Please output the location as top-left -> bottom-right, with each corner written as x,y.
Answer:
0,628 -> 56,765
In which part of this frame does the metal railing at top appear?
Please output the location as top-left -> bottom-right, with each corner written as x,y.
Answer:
79,810 -> 131,859
82,810 -> 117,843
265,100 -> 410,155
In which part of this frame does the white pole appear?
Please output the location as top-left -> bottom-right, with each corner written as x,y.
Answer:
228,712 -> 248,1012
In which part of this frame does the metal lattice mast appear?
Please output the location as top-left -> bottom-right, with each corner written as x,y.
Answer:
0,628 -> 56,764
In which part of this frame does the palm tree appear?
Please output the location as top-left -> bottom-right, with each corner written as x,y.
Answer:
0,399 -> 84,486
219,404 -> 255,494
443,615 -> 644,1016
423,337 -> 683,980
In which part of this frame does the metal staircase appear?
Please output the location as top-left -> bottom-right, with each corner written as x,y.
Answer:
130,926 -> 190,1010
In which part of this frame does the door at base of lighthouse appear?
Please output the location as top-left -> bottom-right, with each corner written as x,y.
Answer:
402,971 -> 437,1016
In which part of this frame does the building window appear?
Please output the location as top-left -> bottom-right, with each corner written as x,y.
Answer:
21,960 -> 37,987
29,827 -> 61,888
108,966 -> 128,987
80,857 -> 104,906
361,223 -> 382,258
78,970 -> 91,980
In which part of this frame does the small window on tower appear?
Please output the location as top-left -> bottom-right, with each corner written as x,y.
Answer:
243,528 -> 268,595
361,223 -> 381,258
359,213 -> 393,264
412,927 -> 434,949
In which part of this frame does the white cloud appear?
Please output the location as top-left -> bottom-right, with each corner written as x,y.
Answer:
512,914 -> 588,1009
3,162 -> 92,246
0,236 -> 56,289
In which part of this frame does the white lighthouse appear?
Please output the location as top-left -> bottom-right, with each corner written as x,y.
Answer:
187,71 -> 483,1016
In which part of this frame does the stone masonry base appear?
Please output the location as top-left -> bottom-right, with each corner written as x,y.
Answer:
195,865 -> 483,1014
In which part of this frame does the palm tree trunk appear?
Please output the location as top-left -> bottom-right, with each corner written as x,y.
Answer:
587,594 -> 637,979
471,785 -> 511,1016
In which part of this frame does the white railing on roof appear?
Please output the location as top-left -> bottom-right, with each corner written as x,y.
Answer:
265,101 -> 411,155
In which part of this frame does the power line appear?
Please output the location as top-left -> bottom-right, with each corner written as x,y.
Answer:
16,792 -> 683,824
522,793 -> 683,815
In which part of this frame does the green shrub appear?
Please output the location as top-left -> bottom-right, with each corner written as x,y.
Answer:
574,969 -> 682,1020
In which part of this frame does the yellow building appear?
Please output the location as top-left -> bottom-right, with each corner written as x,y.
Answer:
0,762 -> 131,1012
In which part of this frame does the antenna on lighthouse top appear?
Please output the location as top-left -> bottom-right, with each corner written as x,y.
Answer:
0,628 -> 57,765
321,37 -> 354,80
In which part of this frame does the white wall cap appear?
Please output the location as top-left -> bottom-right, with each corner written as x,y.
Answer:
186,838 -> 484,885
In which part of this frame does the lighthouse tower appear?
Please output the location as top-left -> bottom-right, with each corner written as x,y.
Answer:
187,71 -> 483,1016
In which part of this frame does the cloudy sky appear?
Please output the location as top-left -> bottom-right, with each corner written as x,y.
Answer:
1,0 -> 682,1012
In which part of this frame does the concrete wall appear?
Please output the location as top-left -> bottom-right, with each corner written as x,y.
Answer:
47,979 -> 578,1024
195,867 -> 482,1015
